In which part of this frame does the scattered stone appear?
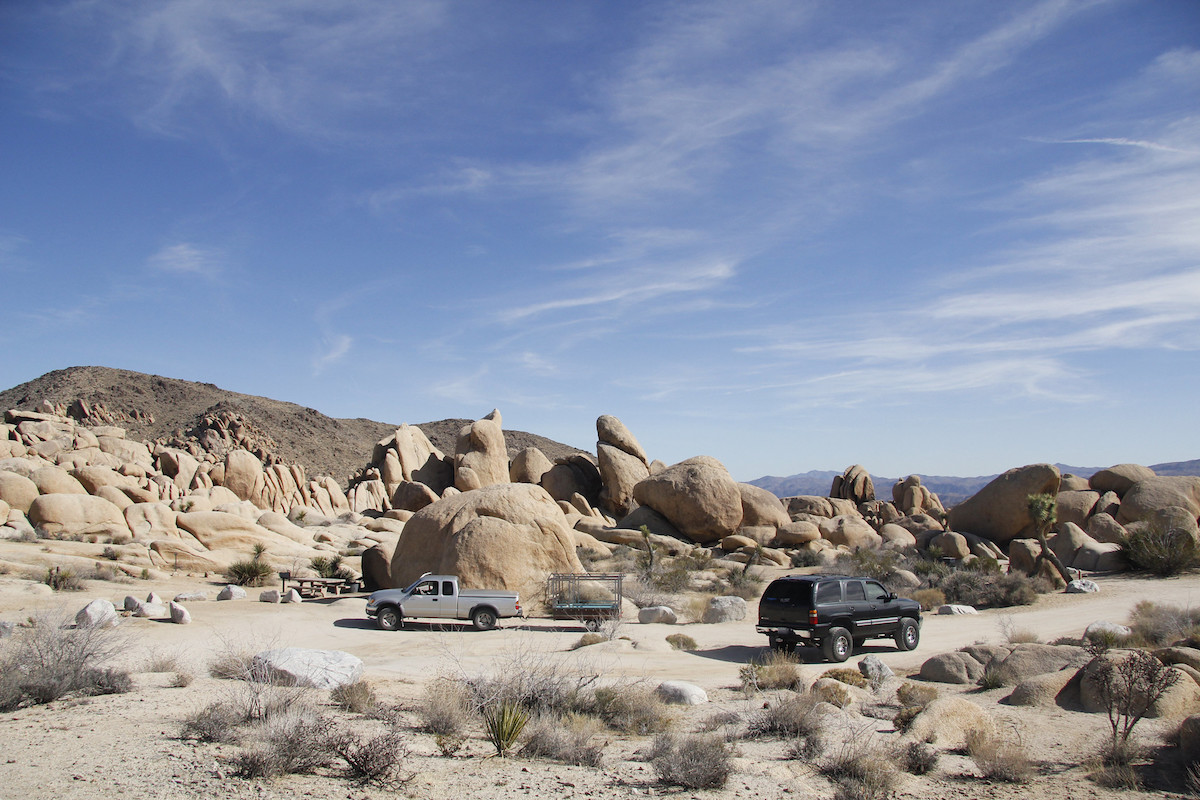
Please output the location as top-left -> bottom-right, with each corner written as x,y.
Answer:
173,591 -> 207,602
259,589 -> 281,603
702,596 -> 748,624
1067,579 -> 1100,594
122,595 -> 140,611
938,604 -> 978,615
145,592 -> 164,605
76,598 -> 119,628
250,647 -> 364,689
1083,621 -> 1132,640
655,681 -> 708,705
919,651 -> 985,684
134,602 -> 167,618
282,588 -> 303,604
216,584 -> 246,601
638,606 -> 678,624
168,601 -> 191,624
858,655 -> 894,684
0,621 -> 14,638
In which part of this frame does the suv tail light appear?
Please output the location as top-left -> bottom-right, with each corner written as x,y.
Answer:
809,608 -> 818,625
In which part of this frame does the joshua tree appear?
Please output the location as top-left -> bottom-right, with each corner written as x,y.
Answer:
1027,492 -> 1074,586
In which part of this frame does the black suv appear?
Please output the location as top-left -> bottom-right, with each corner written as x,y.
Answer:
756,575 -> 922,662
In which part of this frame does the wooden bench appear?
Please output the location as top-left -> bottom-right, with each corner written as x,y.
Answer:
279,572 -> 350,598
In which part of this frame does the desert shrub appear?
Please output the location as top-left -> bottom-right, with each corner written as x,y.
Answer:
521,712 -> 605,767
572,633 -> 607,650
907,552 -> 952,582
791,549 -> 824,568
82,666 -> 132,695
977,664 -> 1007,690
896,681 -> 938,708
650,733 -> 732,790
419,677 -> 472,736
331,680 -> 376,714
821,668 -> 868,689
171,670 -> 194,688
482,700 -> 530,756
309,555 -> 356,581
650,565 -> 692,593
831,549 -> 901,583
333,729 -> 413,787
666,633 -> 698,651
965,555 -> 1002,573
674,549 -> 715,571
910,588 -> 945,611
467,648 -> 598,716
747,691 -> 819,740
181,702 -> 242,742
249,708 -> 337,775
1122,521 -> 1200,576
591,684 -> 673,734
101,546 -> 119,561
225,557 -> 273,587
1127,601 -> 1200,647
966,729 -> 1033,783
232,748 -> 284,779
0,609 -> 125,707
740,650 -> 804,692
719,566 -> 764,600
1089,758 -> 1141,790
892,705 -> 922,733
938,570 -> 1038,608
43,566 -> 84,591
818,737 -> 900,800
900,741 -> 939,775
208,649 -> 254,680
1092,648 -> 1181,761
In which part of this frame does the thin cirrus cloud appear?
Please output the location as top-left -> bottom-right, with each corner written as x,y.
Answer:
146,242 -> 223,277
311,334 -> 352,375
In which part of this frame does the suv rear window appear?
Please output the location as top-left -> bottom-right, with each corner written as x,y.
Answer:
763,580 -> 811,606
815,581 -> 842,604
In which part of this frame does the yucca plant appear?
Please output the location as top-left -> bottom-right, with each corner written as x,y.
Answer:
481,700 -> 529,757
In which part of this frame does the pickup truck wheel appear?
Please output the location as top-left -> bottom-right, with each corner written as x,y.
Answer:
377,606 -> 402,632
823,627 -> 852,663
895,618 -> 920,651
471,608 -> 497,631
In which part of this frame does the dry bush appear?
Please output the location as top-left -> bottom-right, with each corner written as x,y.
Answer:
1127,601 -> 1200,647
180,702 -> 242,743
171,670 -> 194,688
939,570 -> 1040,608
1123,521 -> 1200,576
817,736 -> 899,800
650,733 -> 733,789
740,650 -> 804,692
900,741 -> 939,775
896,681 -> 939,708
571,633 -> 607,650
208,649 -> 254,680
591,684 -> 673,734
966,729 -> 1033,783
666,633 -> 698,651
233,706 -> 337,778
43,566 -> 84,591
521,712 -> 606,767
1088,757 -> 1141,790
1093,648 -> 1180,761
821,668 -> 868,689
747,691 -> 820,739
466,647 -> 598,716
0,609 -> 128,709
418,677 -> 472,736
892,705 -> 922,733
332,729 -> 414,788
910,588 -> 946,611
331,680 -> 376,714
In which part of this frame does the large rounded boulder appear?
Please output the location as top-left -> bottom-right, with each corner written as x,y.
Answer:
389,483 -> 582,613
1089,464 -> 1157,497
738,483 -> 790,529
947,464 -> 1061,546
1117,477 -> 1200,525
632,456 -> 743,544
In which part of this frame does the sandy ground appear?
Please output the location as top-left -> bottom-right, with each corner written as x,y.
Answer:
1,566 -> 1199,800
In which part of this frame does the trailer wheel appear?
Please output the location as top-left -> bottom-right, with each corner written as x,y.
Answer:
583,618 -> 600,632
471,607 -> 498,631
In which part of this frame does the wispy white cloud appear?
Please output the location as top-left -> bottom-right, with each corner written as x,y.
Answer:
311,333 -> 352,375
146,242 -> 224,277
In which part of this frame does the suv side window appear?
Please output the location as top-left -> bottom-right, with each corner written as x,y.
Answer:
865,581 -> 890,602
815,581 -> 842,604
844,580 -> 866,602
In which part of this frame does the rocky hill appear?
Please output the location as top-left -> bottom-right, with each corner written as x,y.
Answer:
0,367 -> 587,486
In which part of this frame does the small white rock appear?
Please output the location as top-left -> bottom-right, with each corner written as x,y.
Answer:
1066,579 -> 1100,594
169,601 -> 191,624
281,588 -> 303,604
259,589 -> 281,603
937,604 -> 979,615
216,585 -> 247,601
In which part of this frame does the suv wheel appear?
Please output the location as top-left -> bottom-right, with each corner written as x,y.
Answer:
823,627 -> 852,662
895,618 -> 920,651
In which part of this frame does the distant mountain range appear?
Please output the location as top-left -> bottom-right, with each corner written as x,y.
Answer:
748,459 -> 1200,507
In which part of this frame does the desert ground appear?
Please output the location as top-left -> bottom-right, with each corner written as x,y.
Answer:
2,563 -> 1198,800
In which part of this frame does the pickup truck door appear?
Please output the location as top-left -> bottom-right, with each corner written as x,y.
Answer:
402,579 -> 442,618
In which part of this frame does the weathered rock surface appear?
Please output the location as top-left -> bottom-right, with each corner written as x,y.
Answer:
831,464 -> 875,504
904,696 -> 995,749
453,411 -> 508,492
250,647 -> 364,689
655,681 -> 708,705
1089,464 -> 1157,496
1118,476 -> 1200,524
596,442 -> 649,518
632,456 -> 743,544
919,651 -> 985,683
638,606 -> 678,624
510,447 -> 554,485
702,596 -> 748,624
947,463 -> 1061,545
738,483 -> 790,529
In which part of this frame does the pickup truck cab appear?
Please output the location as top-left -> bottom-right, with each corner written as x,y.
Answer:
365,573 -> 521,631
756,574 -> 922,662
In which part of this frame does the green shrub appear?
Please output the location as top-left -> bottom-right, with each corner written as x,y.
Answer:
831,549 -> 901,583
225,558 -> 273,587
43,566 -> 84,591
791,549 -> 824,568
650,733 -> 732,789
938,571 -> 1038,608
482,700 -> 529,756
666,633 -> 698,651
309,555 -> 356,581
1123,523 -> 1200,576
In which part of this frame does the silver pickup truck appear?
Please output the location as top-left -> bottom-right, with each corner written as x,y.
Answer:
364,573 -> 522,631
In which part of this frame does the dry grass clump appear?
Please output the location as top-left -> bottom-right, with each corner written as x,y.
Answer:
208,648 -> 255,680
591,684 -> 674,734
896,681 -> 939,708
821,667 -> 868,688
666,633 -> 698,651
418,676 -> 472,737
966,729 -> 1033,783
232,706 -> 337,778
467,648 -> 596,716
910,588 -> 946,611
43,566 -> 84,591
900,740 -> 939,775
181,702 -> 242,743
332,729 -> 414,788
740,650 -> 804,692
747,691 -> 819,739
571,632 -> 607,650
817,737 -> 900,800
521,712 -> 606,766
0,610 -> 130,710
331,680 -> 376,714
649,733 -> 733,789
1127,600 -> 1200,647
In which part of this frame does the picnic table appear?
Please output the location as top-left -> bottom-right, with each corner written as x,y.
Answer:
278,573 -> 359,598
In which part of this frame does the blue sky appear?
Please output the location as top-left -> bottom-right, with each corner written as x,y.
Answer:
2,1 -> 1198,481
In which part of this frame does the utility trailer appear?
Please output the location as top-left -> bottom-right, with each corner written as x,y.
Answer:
547,573 -> 623,631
